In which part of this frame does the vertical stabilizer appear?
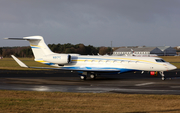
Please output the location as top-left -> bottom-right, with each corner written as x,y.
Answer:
5,36 -> 53,59
24,36 -> 53,59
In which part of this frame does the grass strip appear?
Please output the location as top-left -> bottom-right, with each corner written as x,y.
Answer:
0,90 -> 180,113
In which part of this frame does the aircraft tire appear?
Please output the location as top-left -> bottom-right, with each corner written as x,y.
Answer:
80,75 -> 86,80
90,74 -> 96,79
162,77 -> 165,81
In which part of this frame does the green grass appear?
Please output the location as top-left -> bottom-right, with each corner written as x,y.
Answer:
160,56 -> 180,62
0,90 -> 180,113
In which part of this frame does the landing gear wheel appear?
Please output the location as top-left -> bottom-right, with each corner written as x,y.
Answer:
90,74 -> 96,79
159,71 -> 165,81
80,75 -> 86,80
162,76 -> 165,81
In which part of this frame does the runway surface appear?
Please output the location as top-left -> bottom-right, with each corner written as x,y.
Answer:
0,69 -> 180,94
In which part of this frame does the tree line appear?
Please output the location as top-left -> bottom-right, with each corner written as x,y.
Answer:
0,43 -> 112,57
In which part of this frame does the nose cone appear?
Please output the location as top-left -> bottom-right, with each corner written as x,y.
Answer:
168,64 -> 177,70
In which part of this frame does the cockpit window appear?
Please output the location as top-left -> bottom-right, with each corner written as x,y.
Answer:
155,59 -> 166,62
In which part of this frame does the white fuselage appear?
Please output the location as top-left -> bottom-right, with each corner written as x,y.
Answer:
37,55 -> 177,73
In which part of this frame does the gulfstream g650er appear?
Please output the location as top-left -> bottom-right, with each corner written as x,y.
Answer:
5,36 -> 176,80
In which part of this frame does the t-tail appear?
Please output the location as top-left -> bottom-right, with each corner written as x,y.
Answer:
5,36 -> 53,60
5,36 -> 71,66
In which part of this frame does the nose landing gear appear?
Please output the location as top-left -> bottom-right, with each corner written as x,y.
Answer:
159,71 -> 165,80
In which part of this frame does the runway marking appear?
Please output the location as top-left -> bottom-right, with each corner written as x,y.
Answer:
135,82 -> 155,87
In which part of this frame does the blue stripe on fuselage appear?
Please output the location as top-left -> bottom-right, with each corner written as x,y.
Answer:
31,47 -> 40,49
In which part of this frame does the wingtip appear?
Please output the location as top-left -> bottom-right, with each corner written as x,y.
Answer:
11,55 -> 29,68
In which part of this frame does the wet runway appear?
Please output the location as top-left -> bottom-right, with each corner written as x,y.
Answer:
0,70 -> 180,94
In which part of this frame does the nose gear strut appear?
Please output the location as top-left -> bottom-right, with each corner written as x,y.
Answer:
159,71 -> 165,80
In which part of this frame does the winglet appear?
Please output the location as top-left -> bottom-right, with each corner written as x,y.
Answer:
11,55 -> 29,68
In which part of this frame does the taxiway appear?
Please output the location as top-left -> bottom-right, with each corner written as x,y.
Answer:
0,70 -> 179,94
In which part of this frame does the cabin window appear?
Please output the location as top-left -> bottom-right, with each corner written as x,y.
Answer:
85,60 -> 88,62
92,60 -> 96,63
113,60 -> 118,63
99,60 -> 104,63
120,60 -> 124,63
106,60 -> 112,64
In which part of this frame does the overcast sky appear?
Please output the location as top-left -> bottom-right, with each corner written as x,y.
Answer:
1,0 -> 180,47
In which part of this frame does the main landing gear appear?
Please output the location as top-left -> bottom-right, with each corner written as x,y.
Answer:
80,75 -> 86,80
80,72 -> 97,80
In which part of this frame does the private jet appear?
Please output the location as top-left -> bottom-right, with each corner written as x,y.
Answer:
5,36 -> 177,80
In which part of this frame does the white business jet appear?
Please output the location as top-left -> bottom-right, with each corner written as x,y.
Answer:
5,36 -> 177,80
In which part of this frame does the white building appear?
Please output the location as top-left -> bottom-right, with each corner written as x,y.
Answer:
113,46 -> 176,56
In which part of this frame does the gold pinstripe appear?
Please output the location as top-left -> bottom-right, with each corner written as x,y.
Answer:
30,44 -> 41,48
71,58 -> 163,66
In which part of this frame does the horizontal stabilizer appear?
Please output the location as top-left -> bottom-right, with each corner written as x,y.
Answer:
4,38 -> 25,40
4,36 -> 42,40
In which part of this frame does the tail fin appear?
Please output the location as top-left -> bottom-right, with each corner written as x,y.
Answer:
5,36 -> 53,59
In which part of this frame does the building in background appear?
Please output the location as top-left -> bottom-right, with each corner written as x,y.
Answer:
113,46 -> 176,56
157,46 -> 177,56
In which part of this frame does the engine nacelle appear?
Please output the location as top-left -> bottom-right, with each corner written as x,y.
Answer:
43,54 -> 71,64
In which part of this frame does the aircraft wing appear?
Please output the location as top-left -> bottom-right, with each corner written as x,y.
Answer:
11,55 -> 29,68
11,55 -> 120,72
